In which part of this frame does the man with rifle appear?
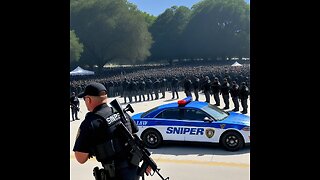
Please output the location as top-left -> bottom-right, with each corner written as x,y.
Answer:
72,82 -> 156,180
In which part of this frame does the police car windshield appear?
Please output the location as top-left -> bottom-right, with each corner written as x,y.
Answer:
202,104 -> 228,121
141,106 -> 159,118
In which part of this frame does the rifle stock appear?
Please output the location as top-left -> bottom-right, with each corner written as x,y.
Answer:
109,99 -> 169,180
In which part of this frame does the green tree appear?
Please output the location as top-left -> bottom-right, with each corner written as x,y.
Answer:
70,30 -> 84,63
70,0 -> 152,68
149,6 -> 191,62
183,0 -> 250,60
141,12 -> 157,27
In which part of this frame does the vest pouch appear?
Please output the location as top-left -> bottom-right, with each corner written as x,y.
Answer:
94,139 -> 118,162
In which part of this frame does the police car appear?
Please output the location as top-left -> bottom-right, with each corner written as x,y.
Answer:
131,97 -> 250,151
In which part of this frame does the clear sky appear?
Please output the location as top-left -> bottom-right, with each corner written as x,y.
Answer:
127,0 -> 250,16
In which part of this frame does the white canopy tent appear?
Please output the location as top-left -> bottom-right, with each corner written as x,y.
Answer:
70,66 -> 95,76
231,61 -> 243,67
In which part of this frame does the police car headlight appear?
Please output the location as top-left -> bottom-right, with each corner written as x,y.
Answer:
241,126 -> 250,131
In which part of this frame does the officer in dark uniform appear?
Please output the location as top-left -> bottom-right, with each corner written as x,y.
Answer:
201,76 -> 211,103
145,78 -> 153,101
138,78 -> 146,102
229,81 -> 240,112
211,77 -> 221,106
122,78 -> 130,103
127,79 -> 134,103
108,80 -> 115,97
183,76 -> 193,99
73,82 -> 150,180
131,79 -> 138,102
159,77 -> 167,99
220,78 -> 230,109
193,76 -> 200,101
171,76 -> 179,99
70,91 -> 80,121
239,82 -> 250,114
153,78 -> 160,100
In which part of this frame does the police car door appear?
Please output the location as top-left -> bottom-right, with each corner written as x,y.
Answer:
182,108 -> 216,143
155,108 -> 185,141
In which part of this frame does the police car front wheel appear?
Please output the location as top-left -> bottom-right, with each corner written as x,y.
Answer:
141,129 -> 163,149
220,131 -> 244,151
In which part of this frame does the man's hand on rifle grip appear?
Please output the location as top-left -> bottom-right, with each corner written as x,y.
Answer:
145,166 -> 152,176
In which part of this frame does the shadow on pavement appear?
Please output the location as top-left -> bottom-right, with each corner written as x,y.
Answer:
148,142 -> 250,156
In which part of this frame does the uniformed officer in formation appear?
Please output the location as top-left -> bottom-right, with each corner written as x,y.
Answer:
70,91 -> 80,121
193,76 -> 200,101
122,78 -> 130,104
211,77 -> 221,106
107,80 -> 115,97
127,79 -> 134,103
220,78 -> 230,109
183,76 -> 193,99
73,82 -> 151,180
160,77 -> 167,99
229,81 -> 240,112
145,78 -> 153,101
171,76 -> 179,99
239,81 -> 250,114
138,78 -> 146,102
131,78 -> 138,102
201,76 -> 211,103
153,78 -> 160,100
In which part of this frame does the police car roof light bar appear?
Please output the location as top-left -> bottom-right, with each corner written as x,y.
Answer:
178,96 -> 192,107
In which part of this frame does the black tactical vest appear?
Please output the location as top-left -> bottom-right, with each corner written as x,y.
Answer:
89,105 -> 133,163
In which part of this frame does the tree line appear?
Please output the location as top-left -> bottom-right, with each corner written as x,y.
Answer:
70,0 -> 250,70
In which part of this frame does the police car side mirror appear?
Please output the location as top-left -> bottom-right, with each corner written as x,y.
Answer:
204,117 -> 214,123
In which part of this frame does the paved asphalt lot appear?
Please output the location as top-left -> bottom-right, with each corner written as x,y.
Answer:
70,91 -> 250,180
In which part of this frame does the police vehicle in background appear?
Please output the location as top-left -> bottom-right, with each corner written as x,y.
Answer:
131,97 -> 250,151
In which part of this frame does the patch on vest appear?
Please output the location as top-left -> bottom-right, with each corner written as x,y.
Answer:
105,113 -> 121,125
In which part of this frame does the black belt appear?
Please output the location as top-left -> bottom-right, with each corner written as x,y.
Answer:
114,160 -> 131,169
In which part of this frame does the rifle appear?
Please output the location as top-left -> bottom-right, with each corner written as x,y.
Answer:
110,99 -> 169,180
